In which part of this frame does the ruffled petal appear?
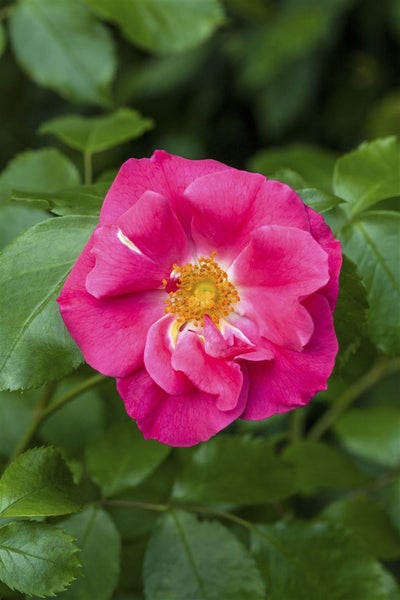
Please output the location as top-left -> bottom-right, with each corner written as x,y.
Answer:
86,224 -> 165,298
58,237 -> 164,377
144,315 -> 192,395
172,329 -> 244,411
117,368 -> 248,447
185,172 -> 310,264
203,316 -> 274,362
241,294 -> 338,420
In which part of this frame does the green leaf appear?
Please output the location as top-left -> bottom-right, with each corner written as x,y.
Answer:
11,182 -> 109,217
85,421 -> 171,497
0,205 -> 49,251
57,507 -> 121,600
0,447 -> 81,518
0,23 -> 6,59
320,495 -> 400,560
9,0 -> 115,105
334,403 -> 400,468
84,0 -> 225,55
40,109 -> 154,154
333,255 -> 369,368
251,520 -> 398,600
0,521 -> 79,596
144,510 -> 265,600
297,188 -> 344,213
0,148 -> 80,205
281,440 -> 368,495
0,216 -> 97,391
0,389 -> 39,458
249,144 -> 337,191
333,137 -> 400,214
172,436 -> 295,504
339,210 -> 400,355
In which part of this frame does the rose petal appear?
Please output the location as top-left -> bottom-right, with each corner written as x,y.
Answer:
118,368 -> 248,447
241,294 -> 338,420
58,237 -> 164,377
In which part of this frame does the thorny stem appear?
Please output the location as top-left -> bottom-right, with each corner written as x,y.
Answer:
308,357 -> 400,441
11,373 -> 107,460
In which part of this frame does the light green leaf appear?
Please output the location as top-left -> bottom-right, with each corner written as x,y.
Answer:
333,137 -> 400,214
0,216 -> 97,391
0,23 -> 6,58
84,0 -> 225,55
57,507 -> 121,600
251,520 -> 398,600
297,188 -> 344,213
0,521 -> 79,596
334,403 -> 400,468
40,108 -> 154,154
85,421 -> 171,497
144,510 -> 265,600
339,210 -> 400,355
11,182 -> 109,217
320,495 -> 400,560
333,255 -> 369,368
172,436 -> 295,504
0,205 -> 48,251
0,447 -> 81,518
9,0 -> 115,105
281,440 -> 367,495
249,144 -> 337,191
0,148 -> 80,205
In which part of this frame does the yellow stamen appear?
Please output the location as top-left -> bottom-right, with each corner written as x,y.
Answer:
164,252 -> 240,326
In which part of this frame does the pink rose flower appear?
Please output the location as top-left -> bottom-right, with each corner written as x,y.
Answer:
58,151 -> 341,446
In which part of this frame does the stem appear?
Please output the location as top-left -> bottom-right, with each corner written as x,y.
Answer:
11,374 -> 106,460
290,406 -> 307,442
308,357 -> 400,441
83,151 -> 93,185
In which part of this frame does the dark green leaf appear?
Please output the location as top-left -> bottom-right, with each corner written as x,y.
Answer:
172,436 -> 295,504
57,507 -> 121,600
333,255 -> 369,368
9,0 -> 115,105
144,510 -> 265,600
40,109 -> 154,154
249,144 -> 337,191
0,521 -> 79,596
334,403 -> 400,468
320,495 -> 400,560
85,421 -> 171,497
0,389 -> 39,458
339,210 -> 400,355
11,183 -> 109,217
251,520 -> 398,599
0,216 -> 97,391
281,440 -> 367,494
84,0 -> 225,55
297,188 -> 344,213
0,23 -> 6,58
0,148 -> 80,205
0,447 -> 81,518
333,137 -> 400,214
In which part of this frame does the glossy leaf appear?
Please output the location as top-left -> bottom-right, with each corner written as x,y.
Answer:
0,148 -> 80,205
251,520 -> 398,600
297,188 -> 343,213
85,421 -> 171,497
0,521 -> 79,596
144,510 -> 265,600
173,436 -> 295,504
11,183 -> 109,217
0,447 -> 81,518
9,0 -> 115,105
320,495 -> 400,560
334,404 -> 400,468
333,255 -> 369,368
340,210 -> 400,355
84,0 -> 225,55
0,216 -> 97,391
40,109 -> 154,154
333,137 -> 400,214
281,440 -> 367,494
57,507 -> 121,600
249,144 -> 337,191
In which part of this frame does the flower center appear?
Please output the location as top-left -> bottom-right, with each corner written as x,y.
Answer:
164,252 -> 240,326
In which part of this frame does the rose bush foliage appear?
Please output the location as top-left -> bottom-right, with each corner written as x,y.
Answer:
58,150 -> 341,446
